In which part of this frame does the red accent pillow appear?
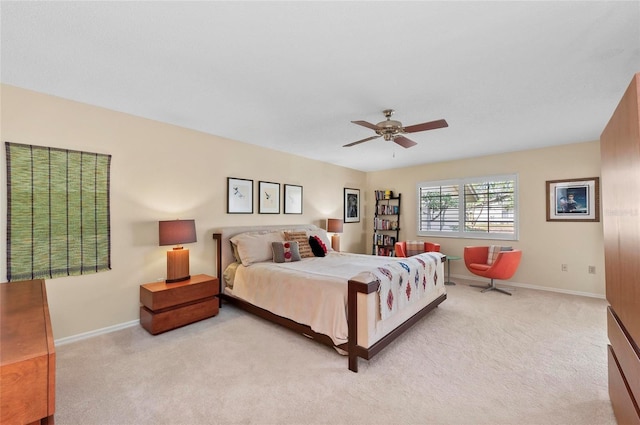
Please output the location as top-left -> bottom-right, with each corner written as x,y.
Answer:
308,235 -> 327,257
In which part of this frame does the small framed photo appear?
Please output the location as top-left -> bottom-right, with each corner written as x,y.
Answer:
259,181 -> 280,214
227,177 -> 253,214
284,184 -> 303,214
546,177 -> 600,222
344,187 -> 360,223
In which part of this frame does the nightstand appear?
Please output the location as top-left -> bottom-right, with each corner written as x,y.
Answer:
139,274 -> 219,335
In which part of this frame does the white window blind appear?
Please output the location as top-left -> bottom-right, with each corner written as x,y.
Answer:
417,174 -> 518,240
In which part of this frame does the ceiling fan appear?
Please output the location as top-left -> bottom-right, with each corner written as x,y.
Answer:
344,109 -> 448,148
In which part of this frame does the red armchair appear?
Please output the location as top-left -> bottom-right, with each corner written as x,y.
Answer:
395,241 -> 440,257
464,246 -> 522,295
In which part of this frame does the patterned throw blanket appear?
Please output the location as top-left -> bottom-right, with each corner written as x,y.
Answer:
367,252 -> 444,321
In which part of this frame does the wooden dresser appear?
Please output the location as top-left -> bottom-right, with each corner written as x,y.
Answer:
601,72 -> 640,424
1,279 -> 56,425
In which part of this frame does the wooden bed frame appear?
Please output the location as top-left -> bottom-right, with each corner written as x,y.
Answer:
213,231 -> 446,372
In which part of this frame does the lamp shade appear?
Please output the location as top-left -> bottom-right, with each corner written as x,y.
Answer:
327,218 -> 343,233
159,219 -> 197,246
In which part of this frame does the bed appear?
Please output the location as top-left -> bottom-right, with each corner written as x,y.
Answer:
212,224 -> 447,372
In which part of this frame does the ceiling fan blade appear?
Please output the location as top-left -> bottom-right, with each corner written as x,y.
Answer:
343,135 -> 380,147
403,119 -> 448,133
351,120 -> 380,130
393,136 -> 417,148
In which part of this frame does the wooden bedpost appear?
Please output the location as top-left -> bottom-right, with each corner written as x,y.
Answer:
347,271 -> 446,373
212,233 -> 222,302
347,278 -> 380,372
347,281 -> 359,372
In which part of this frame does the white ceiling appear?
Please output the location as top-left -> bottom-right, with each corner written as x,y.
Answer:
2,1 -> 639,172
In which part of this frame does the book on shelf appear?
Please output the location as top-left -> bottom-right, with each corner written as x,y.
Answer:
376,204 -> 400,215
376,246 -> 395,256
374,218 -> 399,230
373,234 -> 396,247
374,190 -> 395,200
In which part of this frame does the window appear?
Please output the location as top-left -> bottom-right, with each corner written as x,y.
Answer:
5,142 -> 112,281
417,174 -> 518,240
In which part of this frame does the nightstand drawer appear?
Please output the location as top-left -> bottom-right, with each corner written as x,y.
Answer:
140,274 -> 218,310
140,297 -> 218,335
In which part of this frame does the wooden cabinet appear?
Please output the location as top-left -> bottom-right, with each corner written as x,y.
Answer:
373,191 -> 401,256
140,274 -> 219,335
601,72 -> 640,424
1,279 -> 56,425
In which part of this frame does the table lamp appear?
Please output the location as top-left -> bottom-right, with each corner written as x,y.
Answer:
327,218 -> 343,252
159,219 -> 197,283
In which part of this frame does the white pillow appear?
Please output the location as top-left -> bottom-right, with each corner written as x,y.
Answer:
230,231 -> 285,266
307,229 -> 333,252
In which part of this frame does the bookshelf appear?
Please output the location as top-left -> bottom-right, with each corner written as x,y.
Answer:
373,191 -> 401,256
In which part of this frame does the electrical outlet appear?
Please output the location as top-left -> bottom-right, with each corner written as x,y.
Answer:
561,264 -> 568,272
588,266 -> 596,274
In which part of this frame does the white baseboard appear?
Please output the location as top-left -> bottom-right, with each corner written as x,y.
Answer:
450,273 -> 606,299
55,319 -> 140,346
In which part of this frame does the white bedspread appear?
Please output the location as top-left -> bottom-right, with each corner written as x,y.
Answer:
228,252 -> 442,346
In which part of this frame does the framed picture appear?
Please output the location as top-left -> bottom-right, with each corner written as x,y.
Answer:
259,181 -> 280,214
284,184 -> 303,214
227,177 -> 253,214
344,187 -> 360,223
546,177 -> 600,222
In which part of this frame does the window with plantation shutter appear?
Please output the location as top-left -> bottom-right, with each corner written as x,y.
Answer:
418,183 -> 460,233
417,174 -> 518,240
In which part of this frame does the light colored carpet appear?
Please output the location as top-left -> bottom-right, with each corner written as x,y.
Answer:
55,281 -> 615,425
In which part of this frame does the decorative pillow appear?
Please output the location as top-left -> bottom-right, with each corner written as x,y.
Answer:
487,245 -> 501,265
272,241 -> 301,263
230,231 -> 285,266
500,246 -> 513,251
406,240 -> 424,256
307,229 -> 333,251
230,241 -> 242,263
308,235 -> 327,257
283,231 -> 313,258
223,262 -> 240,289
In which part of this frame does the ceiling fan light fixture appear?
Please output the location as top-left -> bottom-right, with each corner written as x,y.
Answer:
377,126 -> 402,139
376,119 -> 403,129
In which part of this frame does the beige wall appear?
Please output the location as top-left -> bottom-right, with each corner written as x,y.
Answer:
1,84 -> 605,341
366,141 -> 605,296
0,84 -> 367,339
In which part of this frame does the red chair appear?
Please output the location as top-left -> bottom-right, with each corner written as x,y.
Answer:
464,246 -> 522,295
395,241 -> 440,257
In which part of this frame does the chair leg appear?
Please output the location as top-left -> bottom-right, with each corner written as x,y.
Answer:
471,279 -> 512,296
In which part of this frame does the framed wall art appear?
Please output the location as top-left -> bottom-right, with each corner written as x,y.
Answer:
344,187 -> 360,223
546,177 -> 600,222
259,181 -> 280,214
283,184 -> 303,214
227,177 -> 253,214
